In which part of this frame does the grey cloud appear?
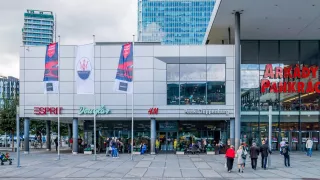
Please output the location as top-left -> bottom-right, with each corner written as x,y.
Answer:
0,0 -> 137,78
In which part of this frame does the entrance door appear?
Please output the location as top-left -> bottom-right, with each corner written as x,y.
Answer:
311,132 -> 319,151
158,132 -> 177,153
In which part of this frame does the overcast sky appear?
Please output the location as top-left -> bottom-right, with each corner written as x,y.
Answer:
0,0 -> 137,78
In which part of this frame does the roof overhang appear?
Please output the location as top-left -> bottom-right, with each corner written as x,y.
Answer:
204,0 -> 320,44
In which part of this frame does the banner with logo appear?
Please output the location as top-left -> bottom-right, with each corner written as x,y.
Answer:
75,44 -> 94,94
114,43 -> 133,93
43,42 -> 59,93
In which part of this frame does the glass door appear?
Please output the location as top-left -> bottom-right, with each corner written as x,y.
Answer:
157,132 -> 177,153
311,132 -> 319,151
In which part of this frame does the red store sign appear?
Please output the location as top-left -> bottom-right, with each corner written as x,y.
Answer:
148,108 -> 158,115
261,64 -> 320,93
34,107 -> 63,115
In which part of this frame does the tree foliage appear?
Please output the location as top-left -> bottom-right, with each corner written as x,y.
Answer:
0,94 -> 23,133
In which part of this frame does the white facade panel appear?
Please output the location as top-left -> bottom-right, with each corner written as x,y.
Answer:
24,70 -> 43,81
154,46 -> 179,57
60,58 -> 74,70
94,46 -> 101,57
101,82 -> 116,93
134,82 -> 153,93
60,46 -> 75,57
135,45 -> 154,57
102,94 -> 127,106
134,57 -> 153,69
60,70 -> 74,82
24,82 -> 44,94
24,46 -> 46,57
134,69 -> 154,81
101,45 -> 122,57
180,46 -> 206,57
100,58 -> 118,69
226,69 -> 234,81
226,56 -> 235,69
24,58 -> 44,70
206,45 -> 234,57
25,94 -> 47,106
154,58 -> 166,70
154,82 -> 166,94
154,94 -> 166,106
101,70 -> 117,81
154,69 -> 166,81
226,81 -> 235,93
60,82 -> 74,94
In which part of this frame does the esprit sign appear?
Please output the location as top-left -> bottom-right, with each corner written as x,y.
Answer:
78,106 -> 110,116
34,107 -> 62,115
261,64 -> 320,93
185,109 -> 232,115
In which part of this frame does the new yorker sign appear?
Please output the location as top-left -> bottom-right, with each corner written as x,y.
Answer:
78,106 -> 111,116
261,64 -> 320,93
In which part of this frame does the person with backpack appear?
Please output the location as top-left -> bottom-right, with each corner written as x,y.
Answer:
282,142 -> 290,167
236,145 -> 247,173
250,142 -> 259,170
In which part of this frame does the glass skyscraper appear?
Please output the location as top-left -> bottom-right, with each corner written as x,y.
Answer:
0,76 -> 19,109
22,9 -> 54,46
138,0 -> 215,45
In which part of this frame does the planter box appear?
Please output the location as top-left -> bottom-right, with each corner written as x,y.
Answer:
133,152 -> 141,155
176,151 -> 184,155
84,151 -> 92,155
206,151 -> 215,155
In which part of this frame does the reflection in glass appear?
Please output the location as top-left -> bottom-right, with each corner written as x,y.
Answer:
180,64 -> 206,81
167,64 -> 179,81
207,82 -> 225,105
207,64 -> 225,81
167,82 -> 179,105
180,82 -> 206,105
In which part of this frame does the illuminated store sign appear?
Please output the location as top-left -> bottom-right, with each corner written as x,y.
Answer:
148,108 -> 158,115
261,64 -> 320,93
78,106 -> 110,116
34,107 -> 63,115
185,109 -> 233,115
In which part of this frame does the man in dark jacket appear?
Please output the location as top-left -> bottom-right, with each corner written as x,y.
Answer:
250,142 -> 259,170
260,139 -> 272,170
282,142 -> 290,167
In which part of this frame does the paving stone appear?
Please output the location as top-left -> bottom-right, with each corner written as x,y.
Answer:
163,168 -> 182,178
181,169 -> 203,178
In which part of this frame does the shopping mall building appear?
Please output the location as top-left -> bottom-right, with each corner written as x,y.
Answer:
19,0 -> 320,154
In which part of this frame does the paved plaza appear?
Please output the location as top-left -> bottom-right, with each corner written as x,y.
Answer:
0,150 -> 319,180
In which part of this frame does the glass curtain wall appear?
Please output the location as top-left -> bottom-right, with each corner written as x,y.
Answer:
241,40 -> 320,151
167,63 -> 226,105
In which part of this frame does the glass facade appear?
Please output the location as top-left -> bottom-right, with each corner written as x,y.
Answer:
167,63 -> 226,105
22,10 -> 54,46
138,0 -> 215,45
241,40 -> 320,151
0,76 -> 19,109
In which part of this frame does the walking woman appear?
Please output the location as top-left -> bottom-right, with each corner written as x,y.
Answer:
236,145 -> 246,173
225,145 -> 236,173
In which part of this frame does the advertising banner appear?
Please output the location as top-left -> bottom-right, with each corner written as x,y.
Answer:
114,43 -> 133,93
75,44 -> 94,94
43,43 -> 59,93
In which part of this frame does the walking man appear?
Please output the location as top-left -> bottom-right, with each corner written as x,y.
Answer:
260,139 -> 272,170
306,138 -> 313,157
282,142 -> 290,167
250,142 -> 259,170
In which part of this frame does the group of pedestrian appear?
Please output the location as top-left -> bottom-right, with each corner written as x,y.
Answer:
225,139 -> 273,173
105,137 -> 123,158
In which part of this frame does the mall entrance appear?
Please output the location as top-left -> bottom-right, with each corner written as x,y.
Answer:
158,132 -> 177,153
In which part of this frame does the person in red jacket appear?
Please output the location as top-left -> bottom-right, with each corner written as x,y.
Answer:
225,145 -> 236,173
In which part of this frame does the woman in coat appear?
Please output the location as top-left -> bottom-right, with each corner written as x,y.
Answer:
225,145 -> 236,173
236,145 -> 246,173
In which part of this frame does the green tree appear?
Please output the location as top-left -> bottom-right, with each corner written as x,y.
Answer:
0,94 -> 22,151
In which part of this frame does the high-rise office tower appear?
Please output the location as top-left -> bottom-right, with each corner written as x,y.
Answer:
138,0 -> 215,45
22,9 -> 54,46
0,76 -> 19,109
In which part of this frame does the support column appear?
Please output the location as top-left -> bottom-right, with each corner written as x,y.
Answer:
150,118 -> 156,154
234,11 -> 241,150
24,118 -> 30,154
72,118 -> 78,154
230,118 -> 235,146
68,124 -> 72,148
46,120 -> 51,151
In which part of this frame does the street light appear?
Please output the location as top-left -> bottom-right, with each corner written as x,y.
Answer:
16,105 -> 20,167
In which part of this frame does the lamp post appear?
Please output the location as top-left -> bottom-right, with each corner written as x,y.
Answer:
16,106 -> 20,167
268,106 -> 272,168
